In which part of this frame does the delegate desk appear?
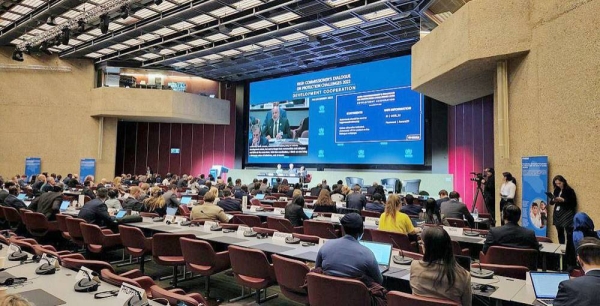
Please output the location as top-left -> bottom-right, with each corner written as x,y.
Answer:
256,173 -> 302,185
128,217 -> 538,305
0,246 -> 160,305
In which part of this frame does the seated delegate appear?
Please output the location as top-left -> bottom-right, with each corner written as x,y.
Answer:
365,193 -> 385,213
554,237 -> 600,306
315,213 -> 383,284
400,194 -> 423,216
313,189 -> 337,214
141,187 -> 167,217
410,227 -> 472,306
378,194 -> 419,235
440,191 -> 475,228
482,205 -> 538,253
285,196 -> 310,227
190,192 -> 229,223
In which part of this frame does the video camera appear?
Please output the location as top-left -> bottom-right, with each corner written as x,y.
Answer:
470,172 -> 484,183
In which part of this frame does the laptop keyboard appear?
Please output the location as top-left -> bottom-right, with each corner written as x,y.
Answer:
538,299 -> 554,306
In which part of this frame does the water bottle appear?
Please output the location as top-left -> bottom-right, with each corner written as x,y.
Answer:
473,207 -> 479,220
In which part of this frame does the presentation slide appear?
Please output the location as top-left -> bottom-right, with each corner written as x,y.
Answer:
247,55 -> 424,165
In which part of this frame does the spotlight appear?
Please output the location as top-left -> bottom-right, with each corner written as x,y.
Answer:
46,15 -> 56,26
11,49 -> 23,62
24,44 -> 33,55
99,14 -> 110,34
120,5 -> 129,19
77,19 -> 85,33
154,0 -> 162,5
61,27 -> 70,45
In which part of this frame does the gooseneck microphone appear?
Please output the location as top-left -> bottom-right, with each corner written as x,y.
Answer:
74,269 -> 101,292
8,245 -> 28,261
470,260 -> 494,279
126,288 -> 149,306
35,256 -> 57,275
389,235 -> 412,265
464,221 -> 479,237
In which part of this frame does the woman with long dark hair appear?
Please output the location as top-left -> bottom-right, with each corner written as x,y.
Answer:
551,175 -> 577,269
410,227 -> 471,305
420,198 -> 447,225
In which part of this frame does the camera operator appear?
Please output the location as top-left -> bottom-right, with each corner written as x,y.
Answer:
481,168 -> 496,223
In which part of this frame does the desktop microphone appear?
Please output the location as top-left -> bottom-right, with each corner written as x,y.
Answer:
74,269 -> 101,292
35,256 -> 57,275
389,235 -> 413,265
470,261 -> 494,279
464,222 -> 479,237
8,245 -> 28,261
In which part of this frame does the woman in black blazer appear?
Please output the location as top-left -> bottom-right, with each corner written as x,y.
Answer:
551,175 -> 577,269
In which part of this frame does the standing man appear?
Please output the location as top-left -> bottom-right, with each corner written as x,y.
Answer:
482,167 -> 496,224
263,106 -> 291,139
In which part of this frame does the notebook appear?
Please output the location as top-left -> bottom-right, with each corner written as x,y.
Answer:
166,206 -> 178,216
530,272 -> 569,306
254,194 -> 266,200
17,194 -> 26,200
180,196 -> 192,205
359,241 -> 392,273
59,201 -> 70,212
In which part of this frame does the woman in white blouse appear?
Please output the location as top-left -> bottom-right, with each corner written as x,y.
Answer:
500,172 -> 517,224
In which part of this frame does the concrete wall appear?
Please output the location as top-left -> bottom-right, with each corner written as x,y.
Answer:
412,0 -> 600,238
0,47 -> 117,180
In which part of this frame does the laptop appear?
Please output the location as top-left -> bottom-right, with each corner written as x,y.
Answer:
254,194 -> 266,200
180,196 -> 192,205
115,210 -> 128,219
17,193 -> 26,200
359,241 -> 393,273
530,272 -> 569,305
59,200 -> 70,212
455,255 -> 471,272
166,206 -> 178,216
303,208 -> 314,219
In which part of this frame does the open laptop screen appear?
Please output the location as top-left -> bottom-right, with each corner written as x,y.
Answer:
115,210 -> 127,219
59,201 -> 70,211
180,196 -> 191,205
166,206 -> 178,216
530,272 -> 569,299
303,208 -> 313,219
254,194 -> 265,200
359,241 -> 392,266
17,194 -> 26,200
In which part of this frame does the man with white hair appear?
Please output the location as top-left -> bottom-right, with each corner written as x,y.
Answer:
263,106 -> 291,139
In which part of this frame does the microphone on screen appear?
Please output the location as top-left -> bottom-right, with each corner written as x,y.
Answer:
389,235 -> 412,265
470,261 -> 494,279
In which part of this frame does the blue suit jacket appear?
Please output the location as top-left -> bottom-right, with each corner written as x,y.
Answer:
554,270 -> 600,306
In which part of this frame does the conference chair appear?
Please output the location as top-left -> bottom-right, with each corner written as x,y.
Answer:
228,245 -> 278,304
361,210 -> 382,218
235,214 -> 266,228
31,244 -> 85,265
536,236 -> 553,243
80,223 -> 122,258
22,212 -> 60,240
302,220 -> 339,239
55,214 -> 73,240
273,201 -> 287,208
393,248 -> 424,260
8,236 -> 46,255
119,225 -> 153,273
101,268 -> 197,300
253,227 -> 278,236
152,233 -> 196,288
65,217 -> 86,248
471,263 -> 528,280
266,217 -> 303,233
570,268 -> 585,278
479,246 -> 538,270
452,241 -> 470,256
292,233 -> 320,244
402,179 -> 421,194
362,228 -> 373,241
306,272 -> 371,306
387,291 -> 459,306
446,218 -> 467,228
150,285 -> 208,306
140,212 -> 160,218
180,237 -> 231,298
61,257 -> 142,281
178,205 -> 191,217
272,254 -> 310,304
345,177 -> 364,187
381,178 -> 402,193
370,229 -> 416,252
2,207 -> 23,231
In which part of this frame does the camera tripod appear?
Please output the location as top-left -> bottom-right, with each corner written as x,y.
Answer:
471,182 -> 484,213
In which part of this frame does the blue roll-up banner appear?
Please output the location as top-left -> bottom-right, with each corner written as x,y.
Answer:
79,159 -> 96,183
521,156 -> 549,236
25,157 -> 41,181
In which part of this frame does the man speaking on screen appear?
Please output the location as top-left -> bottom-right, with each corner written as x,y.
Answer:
263,106 -> 291,140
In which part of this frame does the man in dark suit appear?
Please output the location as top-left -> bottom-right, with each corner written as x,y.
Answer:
309,184 -> 322,198
346,184 -> 367,211
554,237 -> 600,306
366,182 -> 378,195
0,180 -> 11,204
3,186 -> 27,210
435,189 -> 450,212
218,189 -> 242,212
78,188 -> 115,230
82,180 -> 96,200
440,191 -> 475,228
250,125 -> 269,147
262,106 -> 291,139
482,205 -> 539,253
123,186 -> 143,211
29,185 -> 63,221
163,184 -> 180,207
400,194 -> 423,216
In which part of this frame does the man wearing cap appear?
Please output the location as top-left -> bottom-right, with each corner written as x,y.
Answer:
315,213 -> 383,284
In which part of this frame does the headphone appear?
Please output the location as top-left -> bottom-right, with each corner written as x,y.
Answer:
0,277 -> 27,286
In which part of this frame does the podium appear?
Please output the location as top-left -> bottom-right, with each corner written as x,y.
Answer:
210,165 -> 229,179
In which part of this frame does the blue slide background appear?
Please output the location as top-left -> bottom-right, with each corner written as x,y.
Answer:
247,55 -> 424,165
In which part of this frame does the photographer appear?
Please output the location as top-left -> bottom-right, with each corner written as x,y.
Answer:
481,168 -> 496,223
